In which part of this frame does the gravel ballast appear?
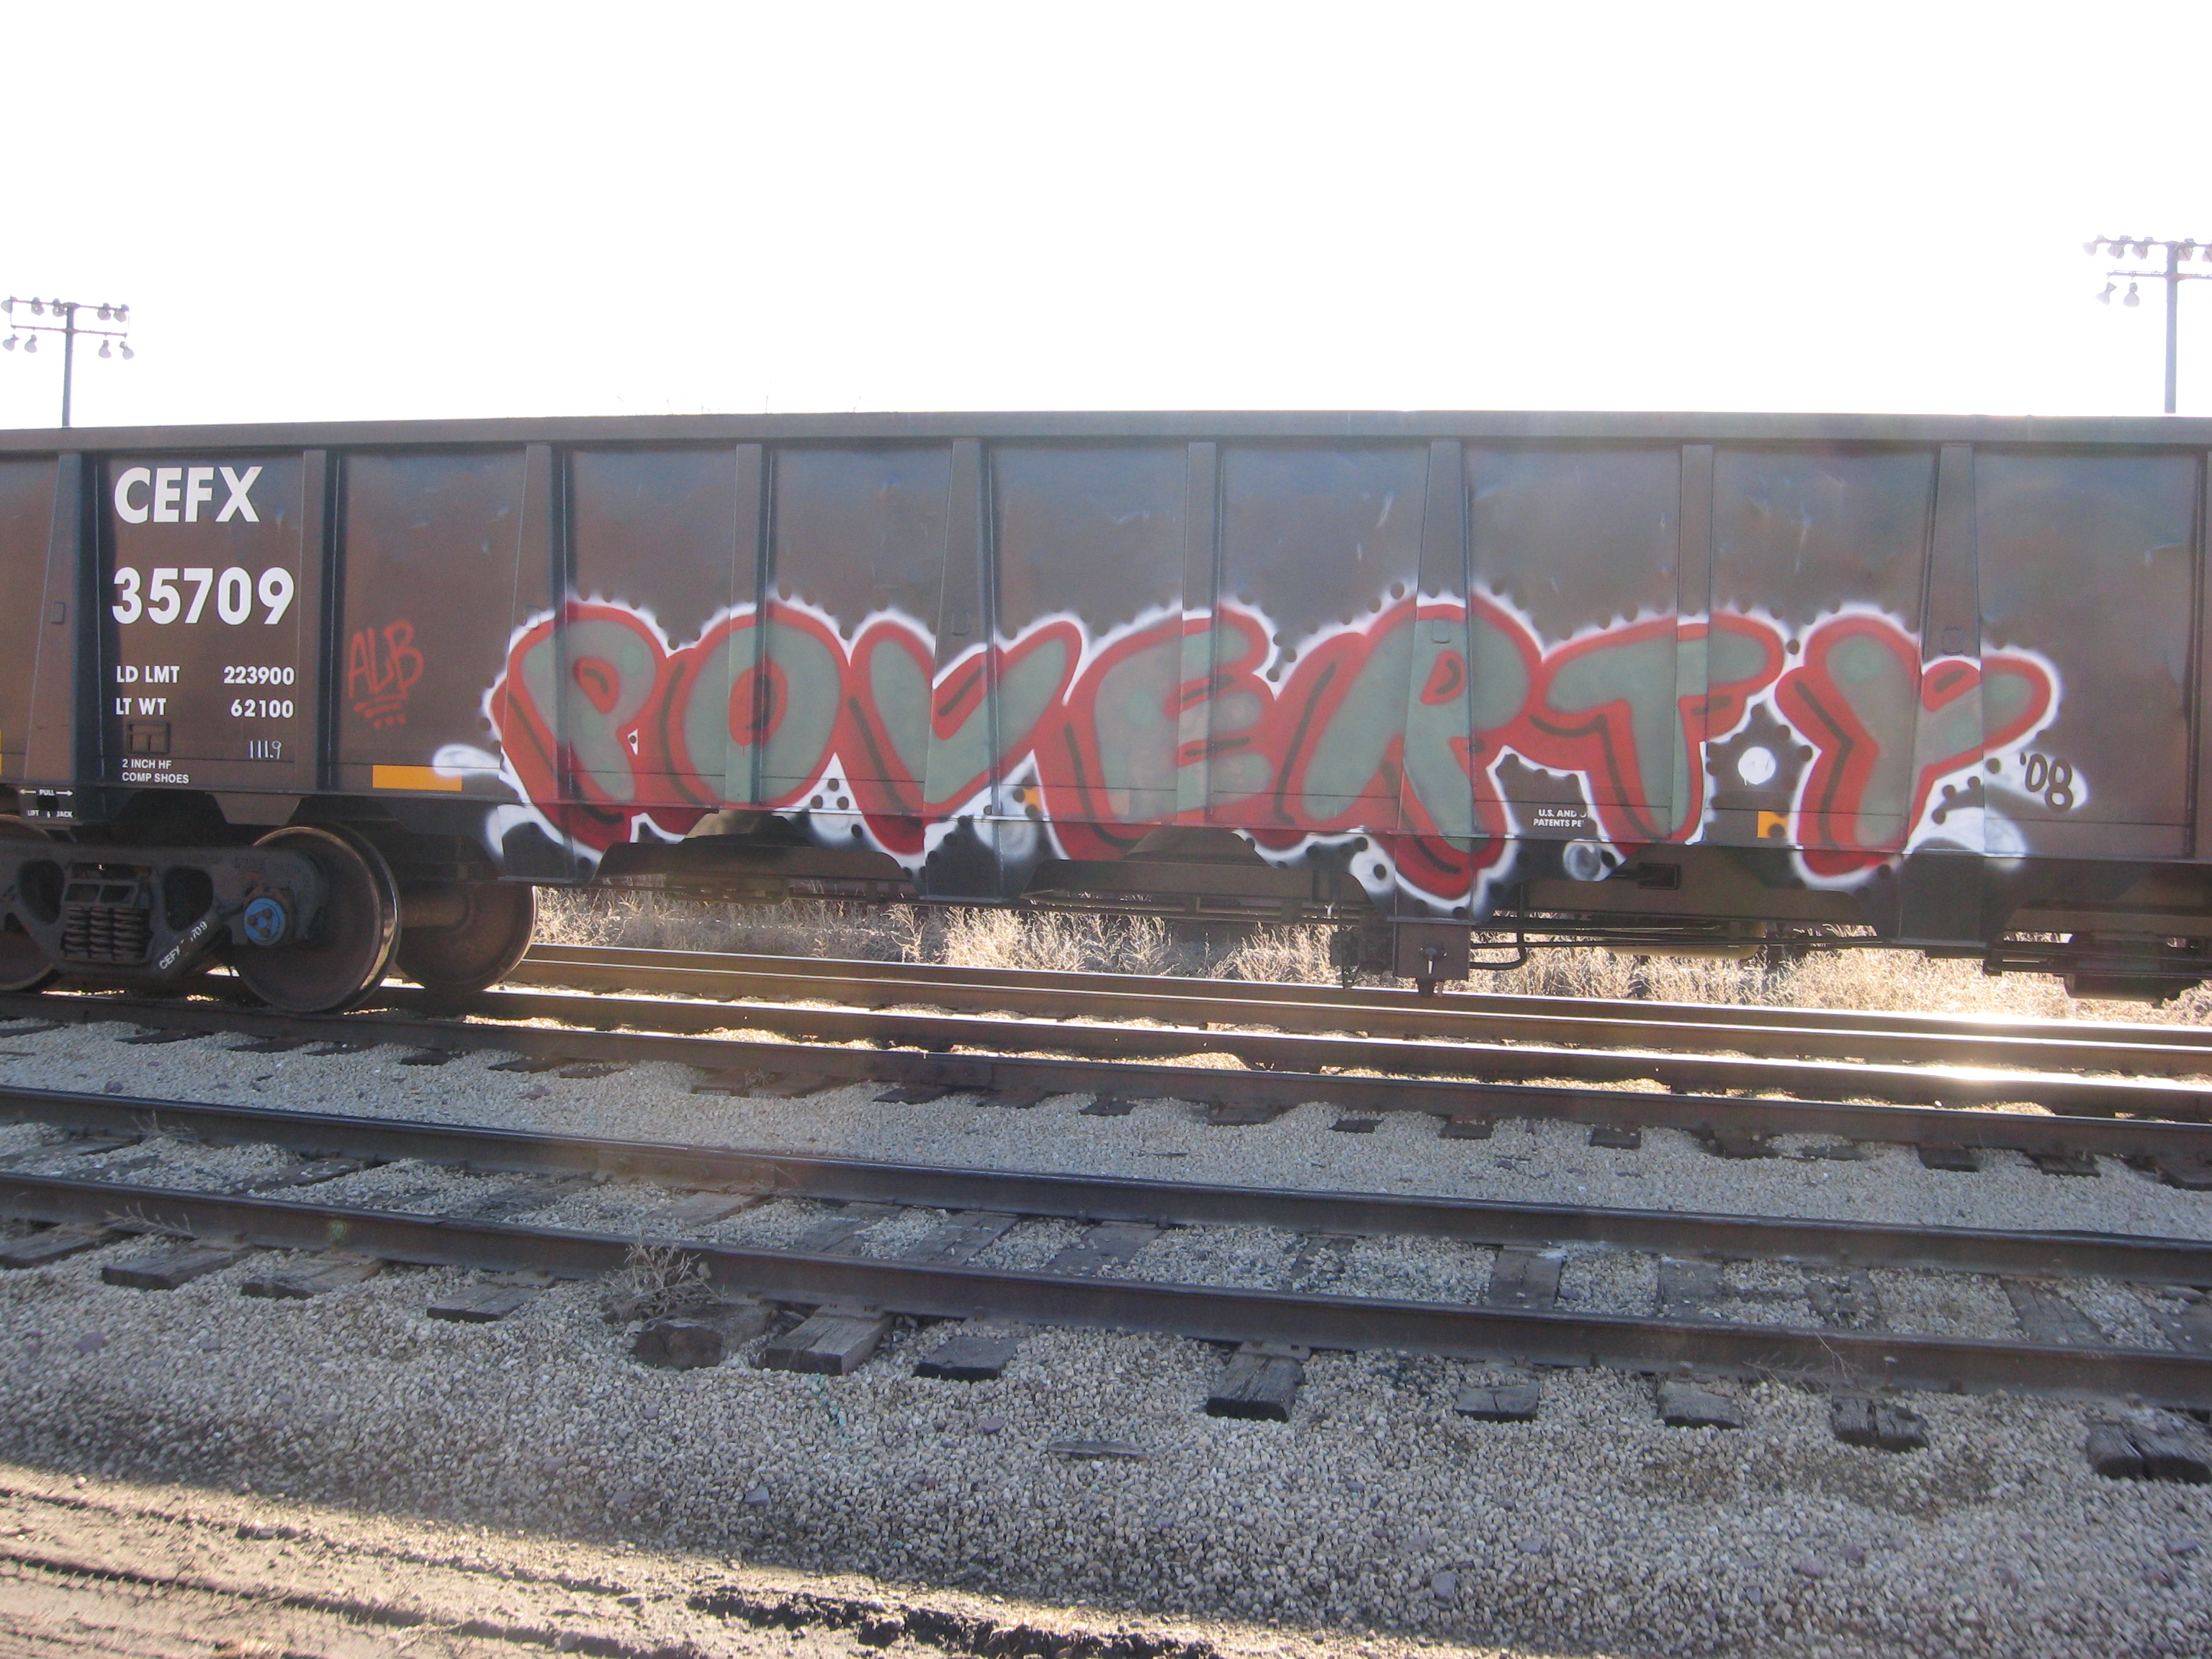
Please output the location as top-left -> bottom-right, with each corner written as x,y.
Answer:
1,1236 -> 2209,1657
4,1011 -> 2212,1655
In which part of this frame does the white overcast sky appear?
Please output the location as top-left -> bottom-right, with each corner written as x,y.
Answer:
4,0 -> 2211,430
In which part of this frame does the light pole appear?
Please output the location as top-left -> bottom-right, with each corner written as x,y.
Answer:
2,296 -> 134,427
2086,237 -> 2212,414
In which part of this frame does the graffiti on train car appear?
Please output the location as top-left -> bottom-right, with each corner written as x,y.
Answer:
476,592 -> 2066,905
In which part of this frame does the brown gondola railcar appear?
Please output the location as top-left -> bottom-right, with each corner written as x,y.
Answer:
3,410 -> 2209,1010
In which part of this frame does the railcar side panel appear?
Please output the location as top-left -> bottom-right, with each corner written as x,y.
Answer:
992,443 -> 1189,848
0,459 -> 54,783
567,445 -> 752,819
333,450 -> 535,796
98,454 -> 312,796
1975,451 -> 2197,858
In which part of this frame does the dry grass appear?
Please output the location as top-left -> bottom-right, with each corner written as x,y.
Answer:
537,889 -> 2212,1025
600,1240 -> 715,1324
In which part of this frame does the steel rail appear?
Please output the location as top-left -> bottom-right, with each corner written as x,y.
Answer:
378,981 -> 2212,1118
5,1083 -> 2210,1284
3,1169 -> 2207,1408
9,989 -> 2212,1163
516,943 -> 2212,1074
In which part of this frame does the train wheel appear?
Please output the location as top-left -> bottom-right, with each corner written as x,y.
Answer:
233,825 -> 400,1015
395,881 -> 536,998
0,816 -> 59,994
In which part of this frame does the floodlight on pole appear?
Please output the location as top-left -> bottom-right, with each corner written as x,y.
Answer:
1,294 -> 133,426
2087,236 -> 2212,413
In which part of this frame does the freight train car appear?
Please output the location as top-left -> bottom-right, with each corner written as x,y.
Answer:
3,411 -> 2210,1012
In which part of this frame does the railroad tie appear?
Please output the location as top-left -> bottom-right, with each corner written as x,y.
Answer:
759,1305 -> 894,1375
2028,1149 -> 2101,1177
23,1133 -> 141,1161
1282,1232 -> 1354,1292
2152,1292 -> 2212,1356
2085,1419 -> 2212,1483
657,1190 -> 760,1228
1699,1127 -> 1776,1160
1656,1380 -> 1744,1429
1917,1143 -> 1983,1172
101,1239 -> 252,1290
913,1326 -> 1022,1381
902,1211 -> 1019,1264
1657,1256 -> 1726,1319
2000,1280 -> 2105,1346
241,1156 -> 369,1194
1588,1124 -> 1642,1149
1483,1249 -> 1565,1310
240,1254 -> 384,1300
633,1298 -> 773,1370
0,1223 -> 119,1269
1205,1342 -> 1307,1421
790,1202 -> 898,1255
226,1036 -> 311,1054
1205,1102 -> 1282,1125
118,1028 -> 203,1047
1830,1395 -> 1926,1452
691,1069 -> 840,1099
489,1053 -> 588,1074
444,1175 -> 585,1221
1045,1220 -> 1162,1276
1455,1377 -> 1542,1422
1799,1140 -> 1871,1162
1806,1269 -> 1883,1330
427,1281 -> 547,1323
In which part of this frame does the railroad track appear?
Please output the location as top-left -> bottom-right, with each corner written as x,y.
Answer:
3,1081 -> 2211,1418
426,960 -> 2212,1120
515,943 -> 2212,1076
22,973 -> 2207,1121
9,991 -> 2212,1178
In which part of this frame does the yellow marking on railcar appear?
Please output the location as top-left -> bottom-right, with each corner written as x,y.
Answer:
370,764 -> 464,793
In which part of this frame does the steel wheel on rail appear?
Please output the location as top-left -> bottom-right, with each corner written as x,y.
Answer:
232,824 -> 400,1015
0,815 -> 59,994
395,881 -> 536,999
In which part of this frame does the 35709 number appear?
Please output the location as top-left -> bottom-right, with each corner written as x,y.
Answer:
113,565 -> 294,626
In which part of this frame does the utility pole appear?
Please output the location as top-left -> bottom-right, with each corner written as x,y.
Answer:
2,296 -> 134,426
2087,238 -> 2211,413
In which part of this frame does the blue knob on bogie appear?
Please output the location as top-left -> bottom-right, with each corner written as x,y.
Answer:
240,896 -> 289,948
